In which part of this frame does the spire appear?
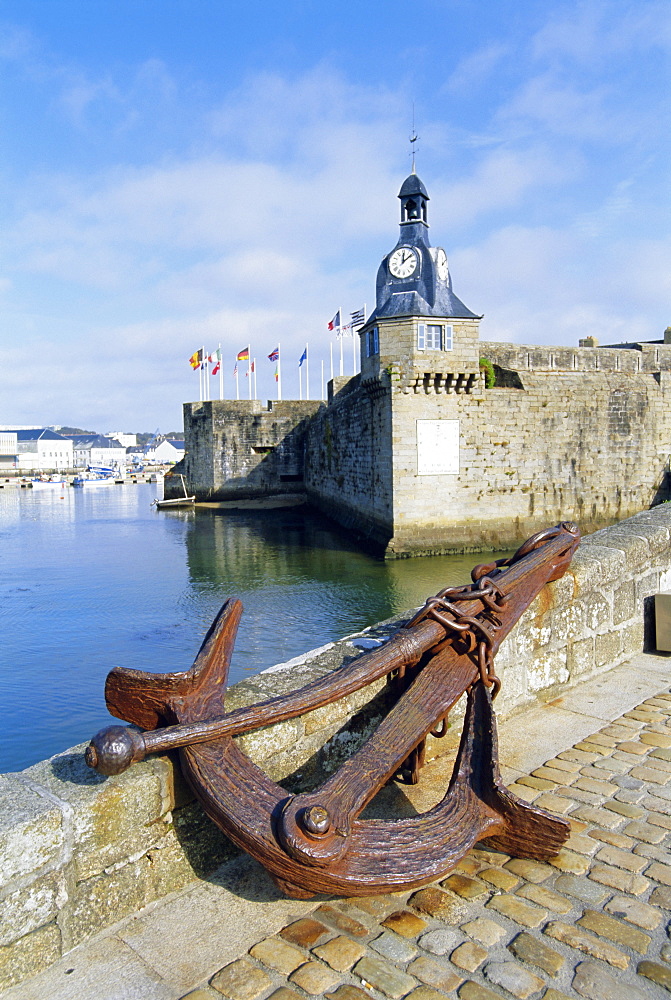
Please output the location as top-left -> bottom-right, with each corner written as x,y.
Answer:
398,172 -> 429,228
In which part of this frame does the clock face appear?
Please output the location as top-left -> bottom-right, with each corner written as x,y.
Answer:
388,246 -> 418,279
436,248 -> 448,282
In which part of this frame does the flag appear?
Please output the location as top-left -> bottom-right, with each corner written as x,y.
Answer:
274,366 -> 279,382
246,360 -> 255,376
299,348 -> 307,366
211,356 -> 221,376
339,322 -> 353,337
189,349 -> 202,370
351,307 -> 366,327
233,363 -> 238,377
327,310 -> 340,331
268,347 -> 279,362
237,347 -> 250,361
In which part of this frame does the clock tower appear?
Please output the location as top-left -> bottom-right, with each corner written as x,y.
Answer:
359,170 -> 482,395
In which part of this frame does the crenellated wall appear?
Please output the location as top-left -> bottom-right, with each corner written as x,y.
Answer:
3,507 -> 671,990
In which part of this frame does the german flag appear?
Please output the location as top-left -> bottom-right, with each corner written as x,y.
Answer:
237,347 -> 250,361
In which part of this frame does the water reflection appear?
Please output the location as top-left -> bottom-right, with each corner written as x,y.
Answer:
1,484 -> 507,772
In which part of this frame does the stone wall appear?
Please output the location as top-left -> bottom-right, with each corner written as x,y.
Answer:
4,505 -> 671,989
386,366 -> 671,556
303,375 -> 394,551
166,399 -> 321,502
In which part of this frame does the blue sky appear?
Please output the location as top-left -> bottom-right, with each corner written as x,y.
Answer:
0,0 -> 669,431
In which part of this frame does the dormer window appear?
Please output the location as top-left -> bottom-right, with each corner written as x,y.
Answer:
417,323 -> 453,351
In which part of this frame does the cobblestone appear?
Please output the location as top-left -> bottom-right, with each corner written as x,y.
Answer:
353,955 -> 417,998
486,894 -> 547,927
381,910 -> 427,938
418,927 -> 463,954
406,955 -> 462,991
508,930 -> 564,976
280,917 -> 329,947
288,960 -> 342,995
572,960 -> 650,1000
544,921 -> 629,968
515,882 -> 573,913
483,960 -> 545,998
577,908 -> 652,952
313,936 -> 367,971
248,938 -> 305,975
451,941 -> 488,972
460,917 -> 506,946
209,960 -> 272,1000
370,930 -> 418,963
603,894 -> 663,929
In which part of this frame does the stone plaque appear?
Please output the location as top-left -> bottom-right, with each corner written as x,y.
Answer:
417,419 -> 459,475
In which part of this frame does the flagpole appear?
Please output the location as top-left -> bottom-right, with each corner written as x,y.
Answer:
253,358 -> 257,400
330,342 -> 333,381
339,309 -> 344,376
219,342 -> 223,400
235,367 -> 239,400
247,346 -> 251,400
299,362 -> 302,401
321,360 -> 325,400
203,345 -> 208,401
305,343 -> 309,400
277,343 -> 282,401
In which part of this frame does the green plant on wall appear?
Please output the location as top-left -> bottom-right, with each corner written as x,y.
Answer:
479,357 -> 495,388
385,364 -> 401,382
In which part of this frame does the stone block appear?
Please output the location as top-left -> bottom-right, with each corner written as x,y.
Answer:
526,648 -> 568,692
612,581 -> 637,625
572,960 -> 649,1000
67,838 -> 197,948
352,955 -> 417,999
0,869 -> 67,947
24,751 -> 169,882
484,960 -> 545,998
210,958 -> 272,1000
0,775 -> 65,884
313,935 -> 366,972
0,921 -> 62,991
595,630 -> 622,667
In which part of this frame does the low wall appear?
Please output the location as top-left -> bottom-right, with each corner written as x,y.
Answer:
3,506 -> 671,989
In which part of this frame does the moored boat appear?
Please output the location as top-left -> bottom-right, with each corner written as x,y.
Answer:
29,476 -> 67,490
152,473 -> 195,509
73,466 -> 116,488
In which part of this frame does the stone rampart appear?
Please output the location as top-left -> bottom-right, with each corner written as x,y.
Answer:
167,399 -> 321,502
3,506 -> 671,989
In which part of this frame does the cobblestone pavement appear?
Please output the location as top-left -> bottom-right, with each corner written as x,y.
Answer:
179,690 -> 671,1000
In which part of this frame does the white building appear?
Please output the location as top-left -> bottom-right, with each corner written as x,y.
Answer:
12,429 -> 74,472
107,431 -> 137,448
70,434 -> 127,469
144,439 -> 185,465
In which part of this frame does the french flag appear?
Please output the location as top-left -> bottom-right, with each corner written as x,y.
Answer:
327,310 -> 340,331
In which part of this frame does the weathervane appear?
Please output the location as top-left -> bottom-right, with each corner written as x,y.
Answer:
409,103 -> 418,173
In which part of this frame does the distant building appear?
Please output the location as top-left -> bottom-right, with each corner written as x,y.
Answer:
144,438 -> 185,464
6,429 -> 74,472
107,431 -> 137,448
69,434 -> 127,469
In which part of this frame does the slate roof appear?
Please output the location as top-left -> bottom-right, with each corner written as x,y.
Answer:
14,429 -> 69,442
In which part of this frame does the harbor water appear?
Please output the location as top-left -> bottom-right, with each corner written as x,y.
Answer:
1,482 -> 508,772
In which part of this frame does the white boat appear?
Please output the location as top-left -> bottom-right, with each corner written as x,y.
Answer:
73,467 -> 116,488
152,474 -> 195,509
29,476 -> 67,491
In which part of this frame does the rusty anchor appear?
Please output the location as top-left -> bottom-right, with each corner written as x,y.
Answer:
86,521 -> 580,899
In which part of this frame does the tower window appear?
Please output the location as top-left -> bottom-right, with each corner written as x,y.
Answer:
417,324 -> 453,351
367,327 -> 379,357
